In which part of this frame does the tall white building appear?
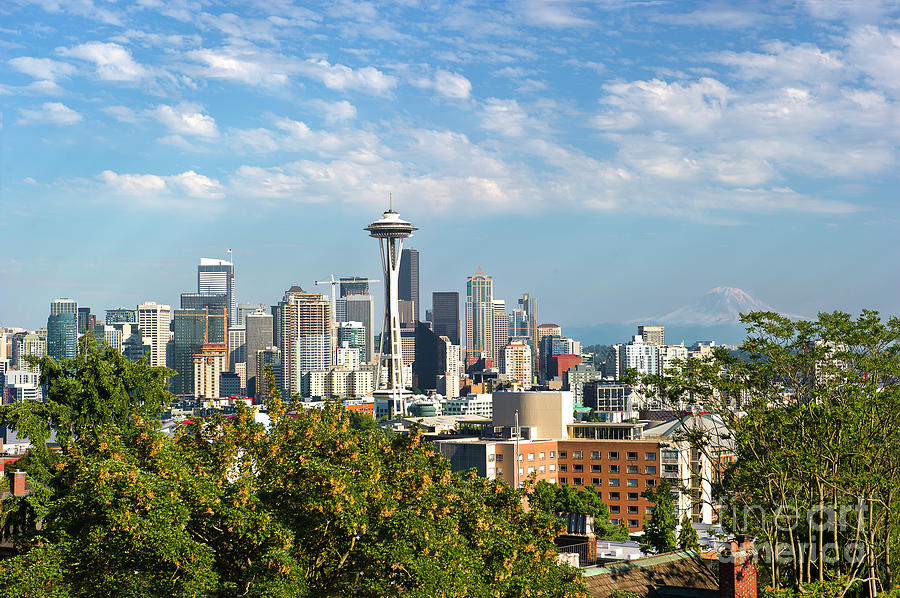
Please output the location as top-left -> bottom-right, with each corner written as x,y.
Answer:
193,343 -> 227,399
137,302 -> 171,368
491,300 -> 508,365
3,370 -> 41,401
198,258 -> 235,324
502,342 -> 533,386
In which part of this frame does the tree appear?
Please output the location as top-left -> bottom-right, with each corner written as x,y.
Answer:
640,481 -> 677,554
0,341 -> 588,597
643,310 -> 900,597
528,481 -> 629,541
677,514 -> 700,552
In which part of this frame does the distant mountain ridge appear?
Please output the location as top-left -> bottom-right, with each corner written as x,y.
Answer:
566,287 -> 804,346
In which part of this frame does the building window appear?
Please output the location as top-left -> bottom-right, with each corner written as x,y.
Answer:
488,454 -> 495,462
609,505 -> 620,514
627,492 -> 639,501
573,477 -> 583,486
627,465 -> 638,474
646,465 -> 657,474
559,464 -> 568,472
628,519 -> 639,528
495,454 -> 503,462
609,492 -> 620,500
647,479 -> 657,487
610,518 -> 620,526
539,452 -> 545,459
528,453 -> 535,461
518,454 -> 524,461
559,451 -> 567,459
550,464 -> 556,472
646,506 -> 655,515
518,468 -> 524,476
528,466 -> 536,474
646,452 -> 657,461
627,506 -> 639,514
559,477 -> 568,485
591,464 -> 602,472
609,465 -> 619,473
663,450 -> 679,461
591,478 -> 601,486
539,465 -> 546,473
608,451 -> 619,460
497,467 -> 503,475
609,479 -> 620,487
627,479 -> 638,487
573,451 -> 583,459
626,451 -> 638,460
549,451 -> 556,458
573,464 -> 583,472
590,451 -> 601,459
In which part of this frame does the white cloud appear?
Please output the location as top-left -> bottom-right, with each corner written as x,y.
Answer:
188,48 -> 290,87
311,100 -> 358,124
480,98 -> 548,137
298,59 -> 396,94
56,42 -> 146,82
98,169 -> 224,201
413,70 -> 472,99
522,0 -> 592,27
846,26 -> 900,94
102,105 -> 140,123
654,5 -> 768,29
9,57 -> 76,81
713,42 -> 845,84
17,102 -> 82,125
149,102 -> 219,138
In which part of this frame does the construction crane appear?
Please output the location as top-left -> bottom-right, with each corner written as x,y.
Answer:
313,275 -> 380,325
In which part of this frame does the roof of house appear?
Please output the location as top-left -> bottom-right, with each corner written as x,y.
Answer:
582,550 -> 719,598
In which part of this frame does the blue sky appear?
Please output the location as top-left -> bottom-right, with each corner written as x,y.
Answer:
2,0 -> 899,331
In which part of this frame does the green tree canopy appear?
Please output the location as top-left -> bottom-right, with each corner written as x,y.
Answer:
640,481 -> 677,554
528,481 -> 630,542
0,339 -> 588,597
677,514 -> 700,552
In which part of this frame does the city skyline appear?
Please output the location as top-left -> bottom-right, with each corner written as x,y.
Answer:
3,1 -> 900,329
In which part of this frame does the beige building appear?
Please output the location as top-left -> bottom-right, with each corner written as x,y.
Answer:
502,342 -> 533,386
137,301 -> 171,368
193,342 -> 227,399
492,391 -> 574,440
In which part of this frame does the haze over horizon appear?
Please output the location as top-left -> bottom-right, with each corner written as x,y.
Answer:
2,0 -> 899,330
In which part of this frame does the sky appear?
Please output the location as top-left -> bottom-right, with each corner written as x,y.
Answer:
2,0 -> 899,332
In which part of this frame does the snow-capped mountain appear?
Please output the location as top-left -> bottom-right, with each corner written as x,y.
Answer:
648,287 -> 787,326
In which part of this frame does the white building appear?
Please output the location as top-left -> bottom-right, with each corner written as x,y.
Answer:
137,302 -> 171,368
502,342 -> 532,386
3,370 -> 41,402
442,393 -> 493,418
193,344 -> 227,399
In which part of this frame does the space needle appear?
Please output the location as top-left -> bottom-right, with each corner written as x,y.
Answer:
365,198 -> 417,417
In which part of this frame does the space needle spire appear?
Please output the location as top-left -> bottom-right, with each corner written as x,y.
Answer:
365,199 -> 417,417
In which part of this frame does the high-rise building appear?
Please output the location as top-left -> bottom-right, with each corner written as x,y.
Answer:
518,293 -> 539,348
398,300 -> 416,325
638,325 -> 665,347
106,307 -> 136,324
172,307 -> 227,396
77,307 -> 95,335
255,346 -> 282,400
272,287 -> 330,397
466,268 -> 493,359
366,207 -> 417,417
193,342 -> 227,399
198,258 -> 235,324
502,342 -> 532,386
137,302 -> 171,368
15,334 -> 46,373
228,325 -> 246,392
181,293 -> 227,311
399,248 -> 419,322
340,276 -> 370,297
432,291 -> 460,345
605,335 -> 660,380
245,310 -> 273,398
336,321 -> 366,365
237,303 -> 267,326
48,299 -> 78,361
341,294 -> 375,363
492,300 -> 509,364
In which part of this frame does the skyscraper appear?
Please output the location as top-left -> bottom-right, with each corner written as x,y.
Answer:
466,268 -> 493,359
172,306 -> 227,396
492,299 -> 509,365
106,307 -> 136,324
237,303 -> 267,326
637,325 -> 665,347
245,310 -> 273,398
432,291 -> 460,345
137,302 -> 171,368
198,258 -> 235,324
366,207 -> 417,416
272,287 -> 331,397
343,294 -> 375,363
399,248 -> 419,322
77,307 -> 95,335
48,298 -> 78,361
518,293 -> 539,348
339,276 -> 370,297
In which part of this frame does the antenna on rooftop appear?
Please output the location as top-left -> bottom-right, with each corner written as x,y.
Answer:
389,192 -> 393,211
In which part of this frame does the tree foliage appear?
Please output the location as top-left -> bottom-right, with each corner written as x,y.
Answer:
0,339 -> 587,597
528,481 -> 630,541
643,310 -> 900,597
640,481 -> 677,554
677,514 -> 700,552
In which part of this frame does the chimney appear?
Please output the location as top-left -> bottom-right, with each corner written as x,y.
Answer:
11,470 -> 27,497
719,535 -> 757,598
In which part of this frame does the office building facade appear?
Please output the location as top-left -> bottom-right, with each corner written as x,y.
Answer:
137,302 -> 171,368
432,291 -> 460,345
399,248 -> 419,322
198,258 -> 235,324
466,268 -> 494,359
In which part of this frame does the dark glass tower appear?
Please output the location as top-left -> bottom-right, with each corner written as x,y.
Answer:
432,291 -> 460,345
399,248 -> 419,322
